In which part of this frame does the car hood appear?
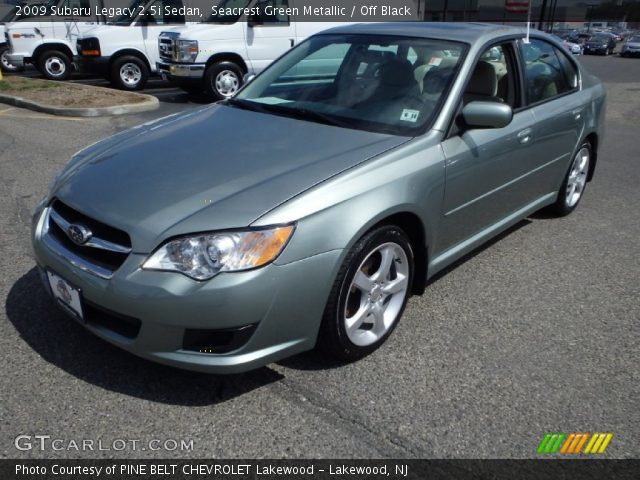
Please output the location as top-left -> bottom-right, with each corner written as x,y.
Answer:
52,105 -> 409,252
624,41 -> 640,47
585,39 -> 609,45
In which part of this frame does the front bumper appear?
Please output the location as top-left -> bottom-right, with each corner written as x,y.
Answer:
74,55 -> 110,76
583,45 -> 609,54
6,53 -> 25,67
621,48 -> 640,56
31,205 -> 342,373
156,61 -> 205,80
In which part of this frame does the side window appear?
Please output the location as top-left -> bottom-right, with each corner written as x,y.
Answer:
253,0 -> 290,24
463,43 -> 517,107
519,39 -> 577,104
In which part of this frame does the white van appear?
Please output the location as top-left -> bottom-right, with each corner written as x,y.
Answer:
5,0 -> 103,79
75,0 -> 200,90
156,0 -> 350,99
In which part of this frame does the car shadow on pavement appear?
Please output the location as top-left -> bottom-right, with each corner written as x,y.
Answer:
5,268 -> 284,406
281,219 -> 533,371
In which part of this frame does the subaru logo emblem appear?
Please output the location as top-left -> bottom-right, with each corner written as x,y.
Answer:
67,224 -> 92,245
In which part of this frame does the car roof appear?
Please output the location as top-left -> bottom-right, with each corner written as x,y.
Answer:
321,22 -> 526,44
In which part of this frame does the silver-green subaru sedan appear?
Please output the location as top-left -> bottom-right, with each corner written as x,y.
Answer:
32,23 -> 606,373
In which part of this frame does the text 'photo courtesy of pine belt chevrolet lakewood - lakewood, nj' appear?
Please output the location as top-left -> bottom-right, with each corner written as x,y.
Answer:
7,9 -> 603,373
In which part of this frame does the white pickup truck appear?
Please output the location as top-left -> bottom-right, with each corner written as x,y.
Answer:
75,0 -> 200,90
5,0 -> 103,79
1,1 -> 51,72
156,0 -> 348,99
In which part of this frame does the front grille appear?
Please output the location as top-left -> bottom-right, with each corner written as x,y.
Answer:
44,199 -> 132,278
84,301 -> 141,339
158,33 -> 178,62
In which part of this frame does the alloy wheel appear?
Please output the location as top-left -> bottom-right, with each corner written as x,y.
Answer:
215,70 -> 239,97
120,63 -> 142,87
343,242 -> 410,347
566,147 -> 590,208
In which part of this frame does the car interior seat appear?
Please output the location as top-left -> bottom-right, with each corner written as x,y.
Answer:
463,60 -> 501,104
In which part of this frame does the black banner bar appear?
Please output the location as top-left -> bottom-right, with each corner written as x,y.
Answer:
2,459 -> 640,480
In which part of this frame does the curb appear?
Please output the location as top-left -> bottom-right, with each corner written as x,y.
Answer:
0,92 -> 159,117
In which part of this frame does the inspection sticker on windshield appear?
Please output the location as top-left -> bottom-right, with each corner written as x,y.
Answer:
428,57 -> 442,66
400,109 -> 420,123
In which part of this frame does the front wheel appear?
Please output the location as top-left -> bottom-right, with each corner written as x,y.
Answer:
111,56 -> 149,91
546,142 -> 592,217
0,45 -> 23,73
37,50 -> 72,80
203,61 -> 243,101
318,225 -> 414,361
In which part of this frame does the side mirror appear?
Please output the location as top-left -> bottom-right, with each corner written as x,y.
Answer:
461,101 -> 513,129
243,73 -> 256,84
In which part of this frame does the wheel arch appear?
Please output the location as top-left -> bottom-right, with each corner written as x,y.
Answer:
108,49 -> 151,71
370,212 -> 428,295
583,132 -> 598,181
33,43 -> 74,62
205,52 -> 248,73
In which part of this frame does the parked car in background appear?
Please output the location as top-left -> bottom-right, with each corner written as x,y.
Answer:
156,0 -> 348,99
551,34 -> 582,55
75,0 -> 201,90
32,23 -> 605,373
621,35 -> 640,57
4,0 -> 103,80
583,32 -> 617,55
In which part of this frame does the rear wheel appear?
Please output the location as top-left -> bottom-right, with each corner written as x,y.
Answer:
0,45 -> 22,73
203,61 -> 243,101
37,50 -> 72,80
111,56 -> 149,91
318,225 -> 414,361
546,142 -> 592,217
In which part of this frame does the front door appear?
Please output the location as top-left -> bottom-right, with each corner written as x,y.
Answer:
244,0 -> 295,73
438,42 -> 538,253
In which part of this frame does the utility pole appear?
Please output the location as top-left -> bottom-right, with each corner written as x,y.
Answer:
538,0 -> 549,30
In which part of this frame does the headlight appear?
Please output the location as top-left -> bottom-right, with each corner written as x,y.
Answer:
176,40 -> 198,63
142,225 -> 295,280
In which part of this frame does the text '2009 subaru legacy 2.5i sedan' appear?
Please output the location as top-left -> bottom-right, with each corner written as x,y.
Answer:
32,23 -> 606,373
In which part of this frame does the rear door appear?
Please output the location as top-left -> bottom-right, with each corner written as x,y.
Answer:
517,38 -> 586,194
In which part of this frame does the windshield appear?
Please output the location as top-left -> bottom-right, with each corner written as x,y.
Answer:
590,34 -> 610,41
112,0 -> 148,24
233,34 -> 465,136
204,0 -> 252,23
630,36 -> 640,43
1,1 -> 54,22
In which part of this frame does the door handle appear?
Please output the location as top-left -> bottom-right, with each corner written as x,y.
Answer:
572,108 -> 583,121
517,128 -> 532,145
290,38 -> 295,47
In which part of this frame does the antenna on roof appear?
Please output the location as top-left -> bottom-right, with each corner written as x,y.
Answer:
525,0 -> 532,43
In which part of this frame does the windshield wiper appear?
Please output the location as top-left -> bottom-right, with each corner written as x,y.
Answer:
224,98 -> 352,129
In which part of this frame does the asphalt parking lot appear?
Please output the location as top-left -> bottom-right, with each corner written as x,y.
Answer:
1,54 -> 639,459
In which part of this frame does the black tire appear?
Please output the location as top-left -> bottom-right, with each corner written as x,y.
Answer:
546,141 -> 592,217
317,225 -> 414,361
203,61 -> 243,101
0,44 -> 23,73
37,50 -> 72,80
110,56 -> 149,91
